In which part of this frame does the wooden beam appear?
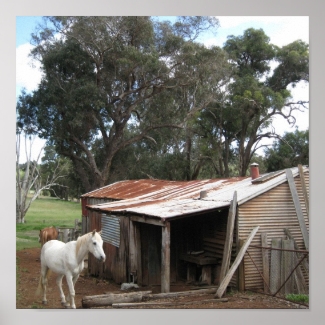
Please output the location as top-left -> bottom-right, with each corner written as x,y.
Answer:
285,169 -> 309,250
237,239 -> 245,292
219,191 -> 237,282
112,298 -> 228,308
261,233 -> 270,293
82,291 -> 152,308
215,226 -> 259,298
129,221 -> 140,284
161,221 -> 171,293
130,215 -> 165,226
298,164 -> 309,219
284,228 -> 309,274
282,239 -> 295,294
270,238 -> 282,295
143,287 -> 217,300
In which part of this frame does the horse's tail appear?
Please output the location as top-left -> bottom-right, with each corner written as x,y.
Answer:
35,268 -> 52,296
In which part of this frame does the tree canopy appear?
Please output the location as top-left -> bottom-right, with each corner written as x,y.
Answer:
17,17 -> 309,193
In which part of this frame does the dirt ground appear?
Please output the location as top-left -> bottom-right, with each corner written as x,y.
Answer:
16,247 -> 307,309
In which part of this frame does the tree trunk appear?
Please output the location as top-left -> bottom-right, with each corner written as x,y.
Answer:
184,133 -> 192,181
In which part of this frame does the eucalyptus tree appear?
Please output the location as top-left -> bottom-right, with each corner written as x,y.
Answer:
17,16 -> 221,191
264,128 -> 309,172
221,28 -> 309,176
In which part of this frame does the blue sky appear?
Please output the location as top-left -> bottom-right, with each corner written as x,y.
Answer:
16,16 -> 309,161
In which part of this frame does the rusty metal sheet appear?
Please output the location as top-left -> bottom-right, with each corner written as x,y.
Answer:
81,178 -> 244,201
85,166 -> 309,220
88,198 -> 228,218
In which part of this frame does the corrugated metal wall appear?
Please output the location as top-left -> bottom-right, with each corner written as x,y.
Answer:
238,171 -> 309,290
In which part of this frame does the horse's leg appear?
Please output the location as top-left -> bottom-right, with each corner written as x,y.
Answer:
41,265 -> 49,305
65,273 -> 76,309
56,274 -> 68,307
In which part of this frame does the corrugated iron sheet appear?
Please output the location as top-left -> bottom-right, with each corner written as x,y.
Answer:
101,214 -> 120,247
89,198 -> 228,219
238,172 -> 309,290
86,166 -> 308,220
81,178 -> 244,201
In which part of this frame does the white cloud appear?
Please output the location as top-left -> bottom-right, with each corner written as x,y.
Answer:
217,16 -> 309,47
16,43 -> 43,94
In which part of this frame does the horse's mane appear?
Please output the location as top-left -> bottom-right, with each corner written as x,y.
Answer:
75,232 -> 92,257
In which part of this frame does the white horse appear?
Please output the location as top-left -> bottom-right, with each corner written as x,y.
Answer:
37,229 -> 106,309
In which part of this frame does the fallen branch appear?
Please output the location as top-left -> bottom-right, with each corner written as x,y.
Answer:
143,288 -> 217,301
82,290 -> 152,308
82,288 -> 218,308
112,298 -> 228,308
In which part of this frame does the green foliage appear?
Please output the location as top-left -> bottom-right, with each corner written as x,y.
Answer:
285,294 -> 309,304
17,19 -> 309,186
264,128 -> 309,172
18,16 -> 224,191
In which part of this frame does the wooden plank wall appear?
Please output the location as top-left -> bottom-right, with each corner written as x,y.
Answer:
238,171 -> 309,291
87,210 -> 130,284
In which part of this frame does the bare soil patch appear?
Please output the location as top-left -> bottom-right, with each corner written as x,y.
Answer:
16,247 -> 307,309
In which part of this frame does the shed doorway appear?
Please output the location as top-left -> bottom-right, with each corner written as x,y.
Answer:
140,223 -> 162,286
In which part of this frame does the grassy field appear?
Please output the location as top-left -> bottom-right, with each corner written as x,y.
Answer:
16,196 -> 82,251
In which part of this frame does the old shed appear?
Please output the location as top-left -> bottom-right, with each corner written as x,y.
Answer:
82,165 -> 309,294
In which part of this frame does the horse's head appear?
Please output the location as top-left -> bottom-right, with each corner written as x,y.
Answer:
88,229 -> 106,262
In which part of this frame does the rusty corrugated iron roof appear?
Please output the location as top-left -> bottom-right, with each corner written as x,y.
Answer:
85,166 -> 309,219
81,178 -> 245,201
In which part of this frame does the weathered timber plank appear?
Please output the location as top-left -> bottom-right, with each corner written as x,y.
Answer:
293,252 -> 308,294
143,288 -> 217,300
112,298 -> 228,308
180,254 -> 217,265
130,215 -> 165,226
298,164 -> 309,219
161,221 -> 171,293
238,239 -> 245,292
282,239 -> 295,294
201,265 -> 212,285
286,169 -> 309,250
261,233 -> 270,293
270,238 -> 282,295
82,291 -> 152,308
215,226 -> 259,298
284,228 -> 309,275
219,191 -> 237,282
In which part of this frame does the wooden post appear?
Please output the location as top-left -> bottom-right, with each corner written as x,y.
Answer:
186,264 -> 196,283
237,239 -> 245,292
286,169 -> 309,250
161,221 -> 171,293
270,238 -> 282,295
219,191 -> 237,282
201,266 -> 212,285
215,226 -> 259,298
282,239 -> 295,294
135,223 -> 142,286
261,233 -> 270,293
129,221 -> 137,283
284,228 -> 309,274
298,164 -> 309,219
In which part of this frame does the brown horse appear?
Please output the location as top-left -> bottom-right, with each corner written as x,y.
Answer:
39,227 -> 59,247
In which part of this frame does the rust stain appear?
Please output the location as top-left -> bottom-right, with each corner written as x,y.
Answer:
82,178 -> 246,201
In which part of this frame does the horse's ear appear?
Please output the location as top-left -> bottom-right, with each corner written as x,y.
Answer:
92,229 -> 96,236
98,230 -> 102,236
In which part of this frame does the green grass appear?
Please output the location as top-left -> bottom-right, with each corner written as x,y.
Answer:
16,196 -> 81,251
285,294 -> 309,304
